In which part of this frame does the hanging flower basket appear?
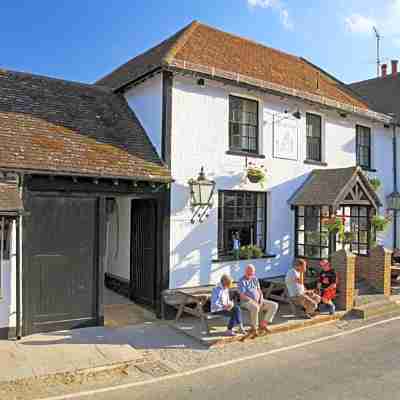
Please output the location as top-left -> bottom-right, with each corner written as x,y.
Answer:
371,214 -> 391,232
322,216 -> 344,234
322,215 -> 346,241
368,177 -> 381,192
246,162 -> 266,186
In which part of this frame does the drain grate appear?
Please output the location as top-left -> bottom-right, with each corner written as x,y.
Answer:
135,361 -> 175,377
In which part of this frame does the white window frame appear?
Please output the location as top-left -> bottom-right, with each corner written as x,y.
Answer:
355,123 -> 374,171
304,110 -> 326,163
228,92 -> 263,155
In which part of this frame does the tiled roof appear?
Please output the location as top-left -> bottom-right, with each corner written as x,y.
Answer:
349,74 -> 400,122
0,181 -> 22,212
289,166 -> 381,207
0,69 -> 171,182
97,21 -> 370,113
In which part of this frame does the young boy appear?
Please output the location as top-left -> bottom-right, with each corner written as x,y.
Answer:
318,260 -> 337,315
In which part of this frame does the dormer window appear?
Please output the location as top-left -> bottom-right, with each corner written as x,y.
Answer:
229,96 -> 259,154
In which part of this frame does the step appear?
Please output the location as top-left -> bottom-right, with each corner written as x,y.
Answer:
351,300 -> 400,320
354,294 -> 388,307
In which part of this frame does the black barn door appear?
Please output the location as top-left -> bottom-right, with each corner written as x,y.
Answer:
24,195 -> 98,335
130,199 -> 157,306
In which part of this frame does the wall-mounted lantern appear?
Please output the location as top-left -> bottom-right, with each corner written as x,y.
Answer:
387,192 -> 400,211
188,167 -> 216,223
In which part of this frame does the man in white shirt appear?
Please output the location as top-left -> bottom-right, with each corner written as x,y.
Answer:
285,259 -> 320,317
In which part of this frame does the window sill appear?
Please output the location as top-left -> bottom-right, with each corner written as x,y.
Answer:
359,166 -> 377,173
211,254 -> 276,263
226,150 -> 266,159
304,159 -> 328,166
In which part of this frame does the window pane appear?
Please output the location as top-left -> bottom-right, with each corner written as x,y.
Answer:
298,206 -> 305,216
229,96 -> 259,153
305,246 -> 320,258
218,191 -> 266,256
297,245 -> 304,256
306,113 -> 322,161
356,125 -> 371,168
298,231 -> 305,244
297,217 -> 304,230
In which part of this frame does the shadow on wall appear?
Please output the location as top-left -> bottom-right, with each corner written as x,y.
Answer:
170,170 -> 313,288
341,136 -> 356,155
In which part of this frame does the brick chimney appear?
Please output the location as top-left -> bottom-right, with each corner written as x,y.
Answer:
391,60 -> 398,75
381,63 -> 388,77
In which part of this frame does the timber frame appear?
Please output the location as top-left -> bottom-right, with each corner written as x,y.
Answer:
21,173 -> 170,336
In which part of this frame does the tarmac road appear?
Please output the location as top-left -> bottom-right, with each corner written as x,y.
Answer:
70,317 -> 400,400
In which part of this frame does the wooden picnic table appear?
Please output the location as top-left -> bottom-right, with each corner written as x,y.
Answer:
260,275 -> 318,304
162,284 -> 239,334
162,275 -> 319,333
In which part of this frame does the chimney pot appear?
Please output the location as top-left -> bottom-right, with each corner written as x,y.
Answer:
382,63 -> 388,77
391,60 -> 398,76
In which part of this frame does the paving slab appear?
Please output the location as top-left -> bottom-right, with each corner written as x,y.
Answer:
171,303 -> 344,346
0,322 -> 199,385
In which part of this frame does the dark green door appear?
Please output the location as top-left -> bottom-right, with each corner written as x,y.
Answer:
24,195 -> 98,335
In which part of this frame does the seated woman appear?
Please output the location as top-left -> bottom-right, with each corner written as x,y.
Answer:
211,274 -> 246,336
317,260 -> 337,315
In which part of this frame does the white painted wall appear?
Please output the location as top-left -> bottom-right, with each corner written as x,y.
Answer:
168,75 -> 395,289
0,221 -> 17,329
106,197 -> 131,281
124,75 -> 163,157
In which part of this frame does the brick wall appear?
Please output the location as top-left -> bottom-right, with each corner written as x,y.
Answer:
331,249 -> 356,311
355,246 -> 392,296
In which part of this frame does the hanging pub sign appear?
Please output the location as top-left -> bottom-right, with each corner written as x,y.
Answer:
273,119 -> 298,160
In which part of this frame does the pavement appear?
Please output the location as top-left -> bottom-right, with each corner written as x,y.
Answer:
0,322 -> 201,384
1,291 -> 399,399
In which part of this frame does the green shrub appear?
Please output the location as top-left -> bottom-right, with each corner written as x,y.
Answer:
239,245 -> 264,259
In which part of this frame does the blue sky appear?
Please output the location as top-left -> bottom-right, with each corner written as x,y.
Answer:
2,1 -> 399,84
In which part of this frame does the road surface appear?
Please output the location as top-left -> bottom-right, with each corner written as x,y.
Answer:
67,318 -> 400,400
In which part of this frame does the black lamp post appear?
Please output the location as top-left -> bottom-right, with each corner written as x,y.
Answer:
188,167 -> 216,223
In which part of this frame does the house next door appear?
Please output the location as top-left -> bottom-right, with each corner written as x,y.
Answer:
130,199 -> 157,306
23,195 -> 98,335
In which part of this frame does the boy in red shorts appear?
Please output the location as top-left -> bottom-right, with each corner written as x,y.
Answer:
318,260 -> 337,315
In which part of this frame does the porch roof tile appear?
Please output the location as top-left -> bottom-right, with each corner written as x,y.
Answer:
0,69 -> 171,182
289,166 -> 382,208
0,181 -> 22,212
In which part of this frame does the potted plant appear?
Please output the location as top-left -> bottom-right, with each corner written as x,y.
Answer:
239,245 -> 263,259
368,177 -> 381,192
246,162 -> 266,186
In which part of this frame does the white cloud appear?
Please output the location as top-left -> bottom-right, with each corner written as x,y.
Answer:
247,0 -> 293,30
345,14 -> 376,34
344,1 -> 400,46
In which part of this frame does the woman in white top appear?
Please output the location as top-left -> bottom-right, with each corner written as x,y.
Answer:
211,274 -> 245,336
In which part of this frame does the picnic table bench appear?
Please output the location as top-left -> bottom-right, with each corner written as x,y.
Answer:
162,275 -> 319,334
163,285 -> 240,334
260,275 -> 319,315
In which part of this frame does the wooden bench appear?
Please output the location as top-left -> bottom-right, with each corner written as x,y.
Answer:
260,275 -> 318,317
162,285 -> 239,335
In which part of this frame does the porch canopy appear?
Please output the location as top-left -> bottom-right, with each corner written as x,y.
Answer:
289,166 -> 382,259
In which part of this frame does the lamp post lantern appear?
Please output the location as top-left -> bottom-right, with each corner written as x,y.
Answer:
188,167 -> 216,223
